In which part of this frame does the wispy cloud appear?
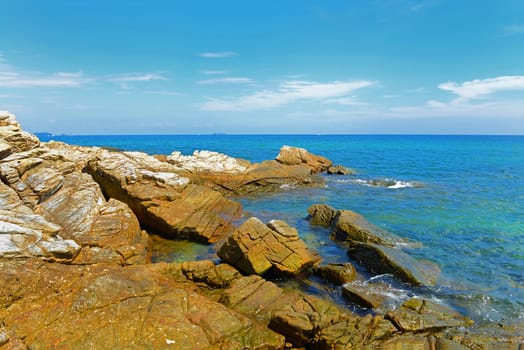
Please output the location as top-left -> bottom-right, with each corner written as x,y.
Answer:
323,96 -> 367,106
197,77 -> 253,85
439,76 -> 524,103
501,24 -> 524,37
201,80 -> 374,111
110,73 -> 168,82
202,70 -> 227,75
0,71 -> 90,88
198,51 -> 237,58
144,90 -> 185,96
410,1 -> 435,12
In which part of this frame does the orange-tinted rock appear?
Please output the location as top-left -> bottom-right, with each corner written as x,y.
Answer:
0,260 -> 285,349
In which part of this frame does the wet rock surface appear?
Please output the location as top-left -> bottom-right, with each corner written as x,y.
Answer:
348,242 -> 437,286
313,262 -> 357,285
218,217 -> 321,276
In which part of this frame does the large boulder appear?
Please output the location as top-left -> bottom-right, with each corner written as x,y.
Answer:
217,217 -> 321,276
275,145 -> 332,173
0,259 -> 285,349
75,147 -> 242,243
348,242 -> 437,286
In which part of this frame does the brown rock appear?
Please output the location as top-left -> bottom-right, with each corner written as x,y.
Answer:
348,242 -> 437,286
83,147 -> 242,243
378,335 -> 470,350
218,217 -> 321,276
219,274 -> 348,348
314,314 -> 397,349
275,145 -> 332,173
307,203 -> 337,227
0,260 -> 285,349
313,262 -> 357,285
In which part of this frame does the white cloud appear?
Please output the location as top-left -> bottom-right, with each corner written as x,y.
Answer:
439,76 -> 524,102
197,77 -> 253,85
0,71 -> 90,88
199,51 -> 237,58
201,80 -> 374,111
110,73 -> 168,82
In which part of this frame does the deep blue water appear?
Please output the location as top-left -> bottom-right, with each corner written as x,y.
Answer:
42,134 -> 524,324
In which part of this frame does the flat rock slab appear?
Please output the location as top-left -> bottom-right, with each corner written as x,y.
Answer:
0,260 -> 285,349
348,242 -> 437,286
386,298 -> 474,332
218,217 -> 321,276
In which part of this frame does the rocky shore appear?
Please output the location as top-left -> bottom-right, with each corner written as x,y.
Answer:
0,111 -> 522,349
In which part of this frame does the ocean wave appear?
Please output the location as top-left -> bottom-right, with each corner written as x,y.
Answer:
333,178 -> 422,189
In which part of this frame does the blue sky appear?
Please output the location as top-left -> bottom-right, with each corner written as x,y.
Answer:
1,0 -> 523,134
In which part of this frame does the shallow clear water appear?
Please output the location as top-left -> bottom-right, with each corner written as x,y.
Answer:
43,134 -> 524,324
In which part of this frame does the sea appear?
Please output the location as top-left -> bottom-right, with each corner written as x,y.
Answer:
39,133 -> 524,325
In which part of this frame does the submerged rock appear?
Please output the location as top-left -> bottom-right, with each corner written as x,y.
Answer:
327,164 -> 353,175
218,217 -> 321,276
348,242 -> 437,286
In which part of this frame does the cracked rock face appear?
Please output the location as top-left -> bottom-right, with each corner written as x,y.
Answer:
218,217 -> 321,276
0,260 -> 285,350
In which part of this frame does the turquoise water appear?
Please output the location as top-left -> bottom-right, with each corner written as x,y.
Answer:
42,134 -> 524,323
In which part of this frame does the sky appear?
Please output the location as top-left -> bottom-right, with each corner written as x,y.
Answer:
1,0 -> 523,134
